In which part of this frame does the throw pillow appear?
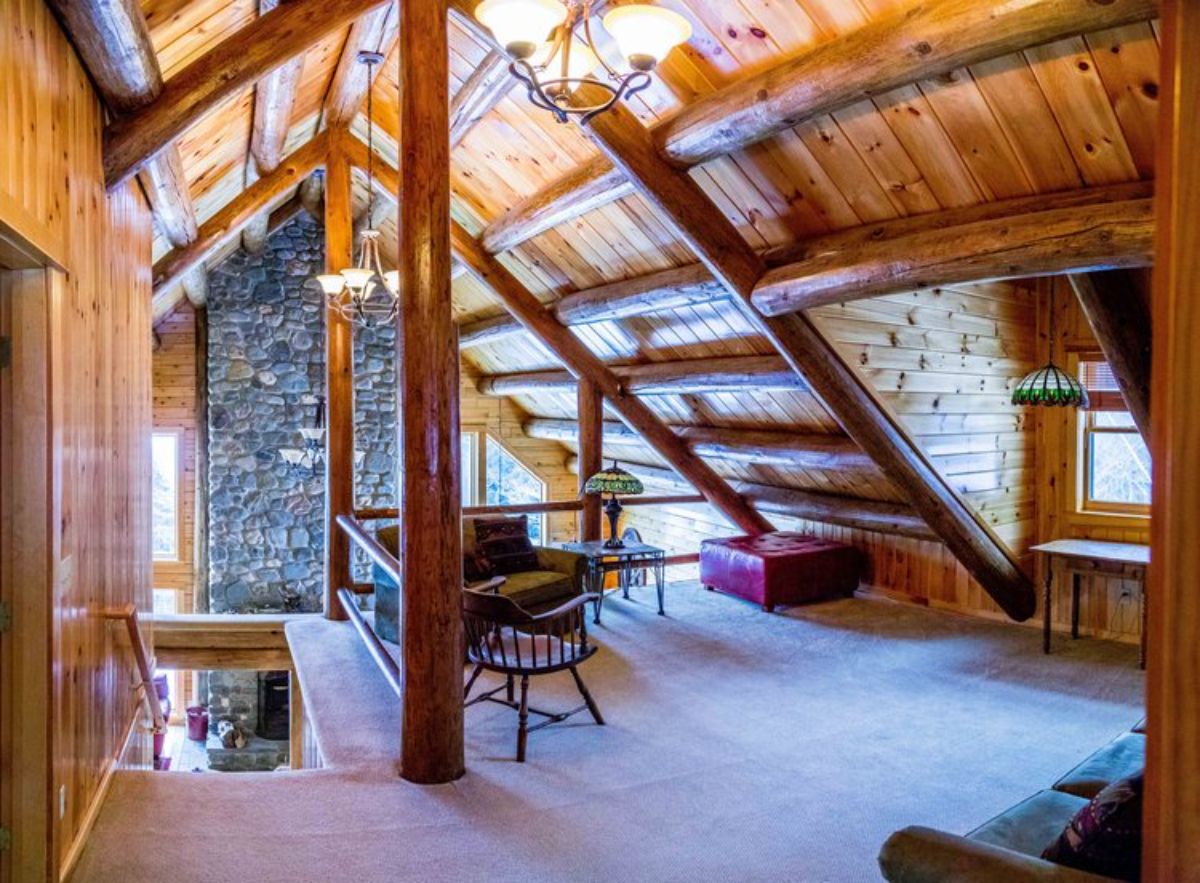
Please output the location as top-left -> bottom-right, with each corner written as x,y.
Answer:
473,516 -> 538,576
1042,771 -> 1143,881
463,547 -> 493,583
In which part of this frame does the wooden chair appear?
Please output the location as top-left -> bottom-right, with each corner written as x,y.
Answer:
462,587 -> 605,762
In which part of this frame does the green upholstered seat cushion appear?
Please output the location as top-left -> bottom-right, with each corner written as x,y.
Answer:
1054,733 -> 1146,800
498,570 -> 575,610
969,790 -> 1090,858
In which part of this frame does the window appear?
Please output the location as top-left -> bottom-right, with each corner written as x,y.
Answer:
1079,360 -> 1151,515
486,437 -> 547,542
460,431 -> 547,542
153,588 -> 179,615
152,432 -> 180,560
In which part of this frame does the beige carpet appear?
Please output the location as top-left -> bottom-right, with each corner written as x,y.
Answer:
71,585 -> 1143,883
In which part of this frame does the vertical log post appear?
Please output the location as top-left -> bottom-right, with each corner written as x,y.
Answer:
577,379 -> 603,541
324,130 -> 354,620
1146,0 -> 1200,877
193,305 -> 209,614
398,0 -> 464,784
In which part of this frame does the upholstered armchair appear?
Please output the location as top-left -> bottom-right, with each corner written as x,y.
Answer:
371,516 -> 586,643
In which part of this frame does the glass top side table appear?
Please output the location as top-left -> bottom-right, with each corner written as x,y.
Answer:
559,540 -> 667,624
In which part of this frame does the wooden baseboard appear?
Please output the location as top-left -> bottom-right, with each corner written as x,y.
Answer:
58,708 -> 145,882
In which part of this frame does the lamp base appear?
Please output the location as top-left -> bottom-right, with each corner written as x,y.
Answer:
603,496 -> 624,548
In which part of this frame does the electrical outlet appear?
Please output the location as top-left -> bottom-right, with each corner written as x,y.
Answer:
59,785 -> 66,820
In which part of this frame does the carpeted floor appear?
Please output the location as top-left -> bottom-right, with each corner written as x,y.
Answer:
71,584 -> 1143,883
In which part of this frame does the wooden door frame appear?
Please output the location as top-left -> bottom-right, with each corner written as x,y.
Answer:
0,264 -> 61,883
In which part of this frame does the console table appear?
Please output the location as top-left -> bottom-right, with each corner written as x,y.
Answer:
559,540 -> 666,624
1030,539 -> 1150,668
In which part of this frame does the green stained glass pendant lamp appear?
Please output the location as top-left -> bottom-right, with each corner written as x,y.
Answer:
1011,303 -> 1090,408
584,462 -> 644,548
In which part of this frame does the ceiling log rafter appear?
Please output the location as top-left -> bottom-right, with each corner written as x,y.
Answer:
243,0 -> 306,255
471,0 -> 1158,257
460,182 -> 1154,348
103,0 -> 389,189
561,78 -> 1037,619
46,0 -> 204,304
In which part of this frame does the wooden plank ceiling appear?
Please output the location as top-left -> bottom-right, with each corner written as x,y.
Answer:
137,0 -> 1160,602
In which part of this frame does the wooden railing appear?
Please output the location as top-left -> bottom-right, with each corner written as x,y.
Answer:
353,494 -> 706,522
336,587 -> 402,699
102,604 -> 167,734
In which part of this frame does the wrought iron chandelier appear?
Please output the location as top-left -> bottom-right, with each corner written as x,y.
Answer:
473,0 -> 692,124
1011,300 -> 1090,409
314,52 -> 399,328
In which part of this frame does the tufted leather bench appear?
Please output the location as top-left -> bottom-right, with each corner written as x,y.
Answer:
700,532 -> 863,612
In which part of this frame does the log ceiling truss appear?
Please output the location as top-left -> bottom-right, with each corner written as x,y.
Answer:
103,0 -> 1164,621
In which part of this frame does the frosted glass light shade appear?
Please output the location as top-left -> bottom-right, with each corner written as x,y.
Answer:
340,267 -> 373,291
602,5 -> 692,68
316,274 -> 346,295
531,37 -> 601,80
475,0 -> 566,57
383,270 -> 399,292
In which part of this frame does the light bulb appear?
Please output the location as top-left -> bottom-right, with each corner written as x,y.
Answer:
316,274 -> 346,296
530,37 -> 600,81
475,0 -> 567,59
602,5 -> 691,70
341,267 -> 373,292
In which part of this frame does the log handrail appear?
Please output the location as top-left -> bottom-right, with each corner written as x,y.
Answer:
102,605 -> 167,734
337,588 -> 402,699
354,494 -> 706,522
335,513 -> 401,585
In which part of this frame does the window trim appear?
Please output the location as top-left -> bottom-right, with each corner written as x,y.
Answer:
151,429 -> 183,562
1073,354 -> 1151,519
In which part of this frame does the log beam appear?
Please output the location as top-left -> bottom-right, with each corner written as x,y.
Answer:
244,0 -> 304,253
322,3 -> 399,128
103,0 -> 387,188
476,355 -> 807,396
577,380 -> 603,542
576,83 -> 1036,621
753,198 -> 1154,316
1069,271 -> 1152,439
461,182 -> 1153,349
45,0 -> 200,249
152,133 -> 327,293
526,418 -> 872,472
451,224 -> 773,537
467,0 -> 1157,256
398,0 -> 464,785
566,457 -> 932,540
449,50 -> 513,149
324,131 -> 355,623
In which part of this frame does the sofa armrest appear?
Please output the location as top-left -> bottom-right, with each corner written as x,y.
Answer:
535,547 -> 587,592
879,827 -> 1116,883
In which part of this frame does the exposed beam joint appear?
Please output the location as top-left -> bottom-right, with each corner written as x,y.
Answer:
572,77 -> 1036,620
152,132 -> 328,293
104,0 -> 387,189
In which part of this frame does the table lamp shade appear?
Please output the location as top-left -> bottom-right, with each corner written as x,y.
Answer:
585,462 -> 644,496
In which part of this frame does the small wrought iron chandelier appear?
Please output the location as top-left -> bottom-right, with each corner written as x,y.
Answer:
278,396 -> 327,479
1011,300 -> 1090,408
474,0 -> 692,124
314,52 -> 399,328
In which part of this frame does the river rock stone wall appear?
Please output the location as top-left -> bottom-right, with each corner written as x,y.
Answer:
206,214 -> 397,615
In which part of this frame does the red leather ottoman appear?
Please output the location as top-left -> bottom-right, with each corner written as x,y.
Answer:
700,533 -> 863,612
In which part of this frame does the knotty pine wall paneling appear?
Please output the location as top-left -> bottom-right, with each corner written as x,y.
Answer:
0,1 -> 155,877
